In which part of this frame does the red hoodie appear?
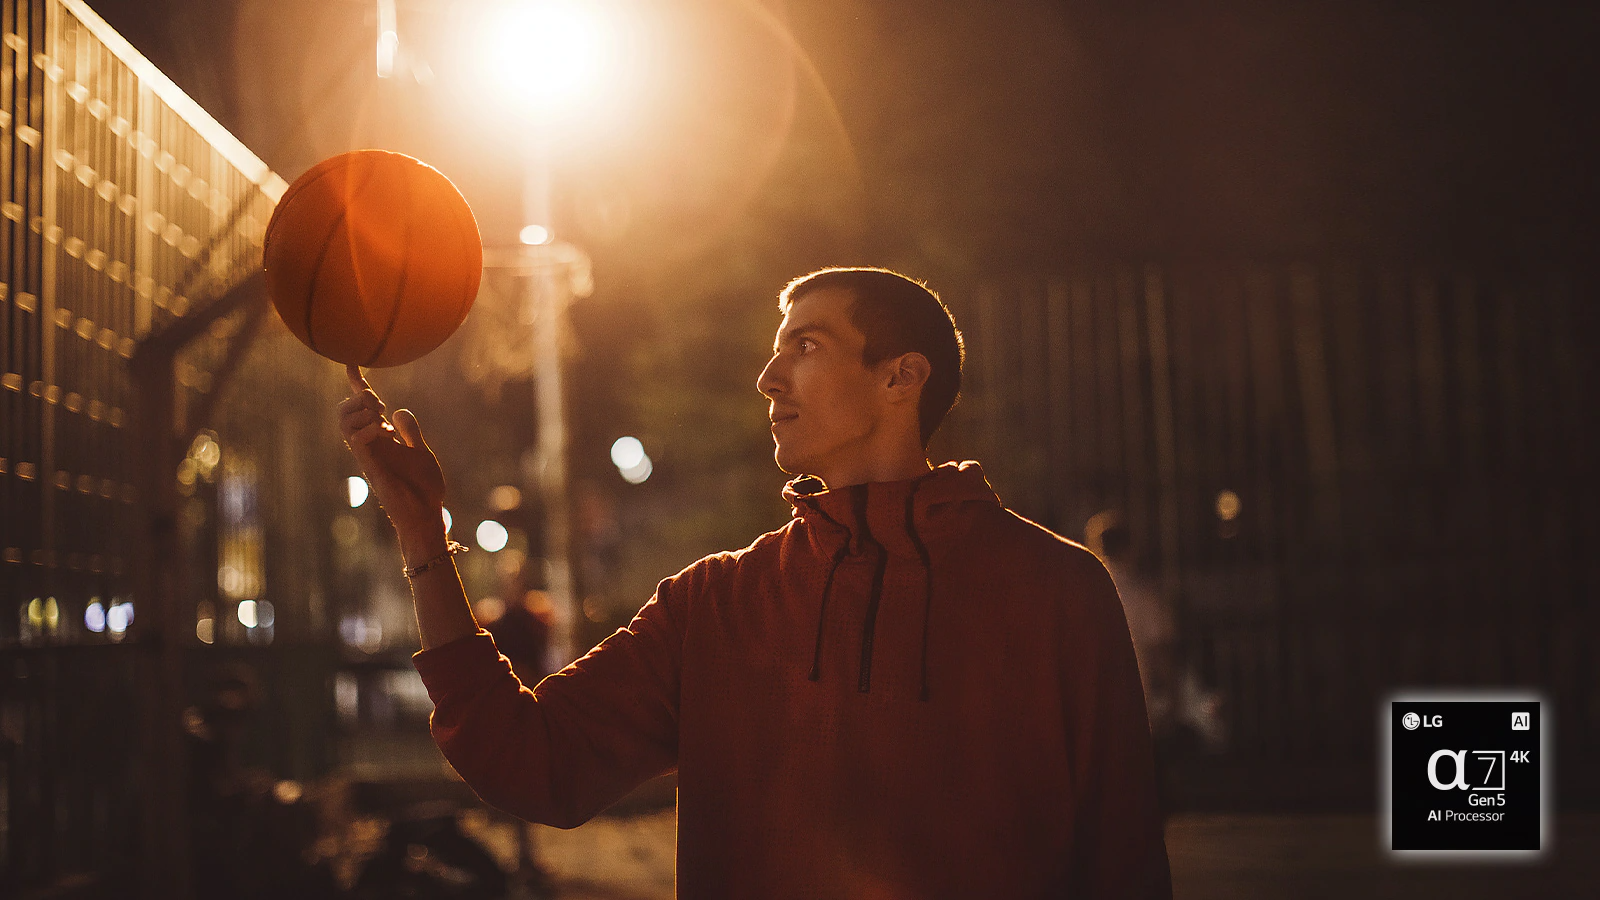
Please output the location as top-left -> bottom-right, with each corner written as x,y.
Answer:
413,460 -> 1172,898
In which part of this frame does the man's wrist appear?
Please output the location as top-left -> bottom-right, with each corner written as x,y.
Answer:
403,541 -> 467,578
395,519 -> 449,566
401,541 -> 450,569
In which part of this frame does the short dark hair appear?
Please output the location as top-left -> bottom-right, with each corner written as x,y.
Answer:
778,267 -> 965,447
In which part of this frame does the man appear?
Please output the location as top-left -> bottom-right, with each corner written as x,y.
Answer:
1085,511 -> 1176,746
339,267 -> 1172,898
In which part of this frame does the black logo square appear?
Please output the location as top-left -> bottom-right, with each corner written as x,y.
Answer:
1389,698 -> 1542,854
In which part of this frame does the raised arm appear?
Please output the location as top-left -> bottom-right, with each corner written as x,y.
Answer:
337,366 -> 682,826
337,364 -> 475,649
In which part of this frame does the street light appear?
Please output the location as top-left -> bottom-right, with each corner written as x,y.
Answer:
461,0 -> 612,665
365,0 -> 616,665
476,0 -> 618,117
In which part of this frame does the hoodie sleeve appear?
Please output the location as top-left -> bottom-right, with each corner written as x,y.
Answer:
411,576 -> 685,828
1058,553 -> 1174,899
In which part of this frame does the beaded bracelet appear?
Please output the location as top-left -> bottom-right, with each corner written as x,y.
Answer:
402,540 -> 469,578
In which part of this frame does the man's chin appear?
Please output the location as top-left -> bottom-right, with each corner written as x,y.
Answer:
772,445 -> 805,477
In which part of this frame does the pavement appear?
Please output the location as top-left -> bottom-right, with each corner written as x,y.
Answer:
349,732 -> 1598,898
459,809 -> 1600,900
1165,813 -> 1599,899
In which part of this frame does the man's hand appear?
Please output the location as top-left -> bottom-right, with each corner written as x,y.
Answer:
337,364 -> 448,565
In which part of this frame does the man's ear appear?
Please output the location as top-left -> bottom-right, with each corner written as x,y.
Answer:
884,351 -> 931,402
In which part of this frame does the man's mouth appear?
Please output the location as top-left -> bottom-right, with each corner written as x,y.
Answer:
770,409 -> 799,425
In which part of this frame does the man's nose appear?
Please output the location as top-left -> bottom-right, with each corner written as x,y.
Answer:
758,353 -> 790,398
757,355 -> 784,398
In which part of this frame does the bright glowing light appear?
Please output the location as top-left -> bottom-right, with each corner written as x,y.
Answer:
613,436 -> 652,484
43,597 -> 58,631
85,600 -> 106,633
238,599 -> 259,628
620,455 -> 652,485
478,0 -> 616,115
442,507 -> 453,532
376,0 -> 399,78
377,31 -> 399,78
1215,490 -> 1241,521
191,431 -> 221,472
348,476 -> 370,508
610,436 -> 645,469
273,780 -> 303,805
197,600 -> 215,643
519,224 -> 552,245
106,602 -> 129,634
477,519 -> 510,552
219,565 -> 243,596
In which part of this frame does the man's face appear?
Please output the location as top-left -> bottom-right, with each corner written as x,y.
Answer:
756,287 -> 887,480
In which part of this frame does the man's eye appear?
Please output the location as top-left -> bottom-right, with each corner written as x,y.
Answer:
798,339 -> 815,353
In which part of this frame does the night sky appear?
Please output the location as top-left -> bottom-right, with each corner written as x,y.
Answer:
83,0 -> 1600,272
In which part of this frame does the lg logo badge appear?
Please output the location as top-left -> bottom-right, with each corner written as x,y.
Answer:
1386,693 -> 1544,858
1402,712 -> 1443,730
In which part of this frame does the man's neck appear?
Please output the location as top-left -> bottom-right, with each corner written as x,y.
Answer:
815,454 -> 933,490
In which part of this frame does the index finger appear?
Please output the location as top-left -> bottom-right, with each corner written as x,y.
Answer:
346,364 -> 372,397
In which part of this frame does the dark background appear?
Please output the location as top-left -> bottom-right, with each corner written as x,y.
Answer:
89,0 -> 1600,265
6,0 -> 1597,895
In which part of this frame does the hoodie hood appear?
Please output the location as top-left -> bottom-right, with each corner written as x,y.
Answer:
781,460 -> 1003,700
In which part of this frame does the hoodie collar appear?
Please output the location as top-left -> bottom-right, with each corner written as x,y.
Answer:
784,460 -> 1000,701
783,460 -> 1001,557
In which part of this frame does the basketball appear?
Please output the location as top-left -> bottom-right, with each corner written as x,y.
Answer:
263,150 -> 483,368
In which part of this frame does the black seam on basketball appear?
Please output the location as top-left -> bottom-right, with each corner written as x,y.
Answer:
363,164 -> 413,367
451,192 -> 479,328
304,158 -> 381,355
263,159 -> 343,254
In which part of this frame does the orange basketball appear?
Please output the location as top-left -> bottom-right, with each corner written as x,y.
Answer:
263,150 -> 482,368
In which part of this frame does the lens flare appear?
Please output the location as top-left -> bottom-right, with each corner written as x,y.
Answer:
610,436 -> 645,469
477,519 -> 510,552
478,0 -> 616,116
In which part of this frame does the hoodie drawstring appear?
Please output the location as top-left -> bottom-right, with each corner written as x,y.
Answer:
807,543 -> 850,683
804,479 -> 936,701
904,479 -> 933,702
855,486 -> 888,694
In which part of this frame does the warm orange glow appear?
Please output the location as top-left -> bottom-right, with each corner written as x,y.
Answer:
1215,489 -> 1241,522
475,0 -> 620,117
376,0 -> 399,78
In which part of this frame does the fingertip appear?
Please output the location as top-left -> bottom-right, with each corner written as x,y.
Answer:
394,408 -> 420,447
346,364 -> 369,394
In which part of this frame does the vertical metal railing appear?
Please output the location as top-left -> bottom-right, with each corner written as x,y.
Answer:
944,261 -> 1598,801
1,0 -> 287,892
